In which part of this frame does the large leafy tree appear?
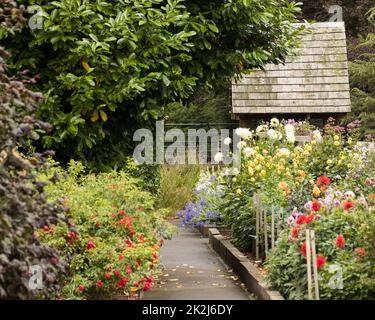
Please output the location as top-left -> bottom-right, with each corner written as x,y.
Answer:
343,7 -> 375,138
4,0 -> 302,168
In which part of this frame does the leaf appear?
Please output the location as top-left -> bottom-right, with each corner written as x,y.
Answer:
162,75 -> 171,86
90,110 -> 99,122
208,23 -> 219,33
99,110 -> 108,122
81,61 -> 91,72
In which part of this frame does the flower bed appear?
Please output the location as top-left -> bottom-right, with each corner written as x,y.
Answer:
37,161 -> 175,299
179,118 -> 375,299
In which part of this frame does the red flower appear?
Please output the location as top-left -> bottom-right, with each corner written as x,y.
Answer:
44,225 -> 50,231
292,228 -> 299,238
119,210 -> 125,216
104,272 -> 111,279
311,201 -> 322,212
126,265 -> 132,274
143,282 -> 152,291
343,201 -> 354,211
305,214 -> 315,224
296,215 -> 306,225
147,277 -> 154,283
316,256 -> 326,269
78,284 -> 85,293
126,239 -> 134,248
336,234 -> 345,248
96,280 -> 103,287
129,231 -> 135,236
117,277 -> 128,287
140,277 -> 148,283
118,255 -> 124,260
301,242 -> 307,256
139,235 -> 145,243
317,176 -> 330,187
133,281 -> 139,287
354,247 -> 366,258
86,241 -> 96,250
153,254 -> 159,260
114,269 -> 122,277
134,261 -> 139,268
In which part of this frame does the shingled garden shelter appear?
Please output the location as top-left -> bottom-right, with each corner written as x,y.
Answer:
231,22 -> 351,127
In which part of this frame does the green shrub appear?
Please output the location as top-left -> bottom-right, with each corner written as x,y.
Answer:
38,161 -> 176,299
0,0 -> 66,299
157,164 -> 200,217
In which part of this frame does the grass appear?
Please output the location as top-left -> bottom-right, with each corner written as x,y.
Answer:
157,164 -> 200,217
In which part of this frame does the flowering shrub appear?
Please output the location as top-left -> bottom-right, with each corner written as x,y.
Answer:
266,189 -> 375,300
37,161 -> 175,299
185,117 -> 375,299
220,118 -> 373,248
178,170 -> 226,227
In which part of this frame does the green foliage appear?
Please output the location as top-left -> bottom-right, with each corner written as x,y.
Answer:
39,160 -> 176,299
0,1 -> 66,299
344,8 -> 375,138
157,164 -> 200,216
165,88 -> 233,124
4,0 -> 302,167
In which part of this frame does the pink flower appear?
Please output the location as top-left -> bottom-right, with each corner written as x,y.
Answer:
86,241 -> 96,250
78,284 -> 85,293
96,280 -> 103,287
354,247 -> 366,258
115,269 -> 122,277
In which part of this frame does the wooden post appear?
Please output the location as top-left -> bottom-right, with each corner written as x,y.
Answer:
310,230 -> 320,300
271,205 -> 275,249
263,209 -> 268,258
255,193 -> 260,261
278,207 -> 283,238
306,229 -> 313,300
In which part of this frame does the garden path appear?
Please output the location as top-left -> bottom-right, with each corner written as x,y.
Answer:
144,222 -> 251,300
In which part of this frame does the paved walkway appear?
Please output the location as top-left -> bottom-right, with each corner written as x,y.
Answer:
144,223 -> 250,300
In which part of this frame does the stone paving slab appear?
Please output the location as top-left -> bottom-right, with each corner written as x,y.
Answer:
144,223 -> 251,300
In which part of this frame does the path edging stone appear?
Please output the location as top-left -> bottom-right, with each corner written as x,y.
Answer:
208,228 -> 284,301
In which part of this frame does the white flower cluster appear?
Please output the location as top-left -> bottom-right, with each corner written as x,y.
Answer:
312,130 -> 323,143
267,129 -> 282,140
284,124 -> 296,144
235,128 -> 252,140
277,148 -> 291,157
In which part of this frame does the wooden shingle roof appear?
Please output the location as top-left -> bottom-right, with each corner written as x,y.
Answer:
231,22 -> 351,115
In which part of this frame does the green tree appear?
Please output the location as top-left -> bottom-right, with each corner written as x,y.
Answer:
344,8 -> 375,138
4,0 -> 302,168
